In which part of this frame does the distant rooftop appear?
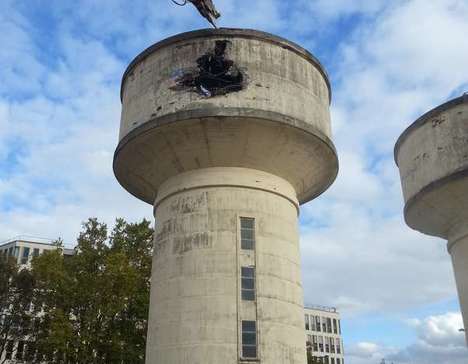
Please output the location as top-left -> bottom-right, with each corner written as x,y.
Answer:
305,304 -> 338,313
0,235 -> 56,247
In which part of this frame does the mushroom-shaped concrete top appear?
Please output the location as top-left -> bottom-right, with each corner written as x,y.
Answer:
395,94 -> 468,239
114,28 -> 338,206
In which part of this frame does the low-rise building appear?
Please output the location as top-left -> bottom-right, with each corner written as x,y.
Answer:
305,305 -> 344,364
0,236 -> 74,363
0,236 -> 74,267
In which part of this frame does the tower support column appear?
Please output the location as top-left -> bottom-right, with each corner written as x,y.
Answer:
146,167 -> 306,364
448,225 -> 468,338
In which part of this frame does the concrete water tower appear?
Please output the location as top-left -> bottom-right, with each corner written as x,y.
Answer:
395,94 -> 468,342
114,29 -> 338,364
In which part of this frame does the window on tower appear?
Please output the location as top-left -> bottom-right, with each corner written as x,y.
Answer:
240,217 -> 255,250
241,320 -> 257,359
241,266 -> 255,301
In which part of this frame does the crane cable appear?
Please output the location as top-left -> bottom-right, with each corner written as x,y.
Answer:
171,0 -> 187,6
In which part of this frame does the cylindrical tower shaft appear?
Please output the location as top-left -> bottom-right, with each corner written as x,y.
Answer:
148,167 -> 304,363
448,225 -> 468,336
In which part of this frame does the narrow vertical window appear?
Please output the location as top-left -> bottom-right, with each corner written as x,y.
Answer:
25,342 -> 36,362
336,338 -> 341,354
322,317 -> 326,332
16,341 -> 25,360
21,247 -> 30,265
325,337 -> 330,352
316,316 -> 321,332
305,314 -> 310,330
333,318 -> 337,334
241,320 -> 257,359
312,335 -> 318,351
318,336 -> 324,352
338,319 -> 341,334
327,317 -> 332,333
241,267 -> 255,301
5,340 -> 13,359
240,217 -> 255,250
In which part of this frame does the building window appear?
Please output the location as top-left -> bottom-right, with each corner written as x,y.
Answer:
241,267 -> 255,301
337,359 -> 341,364
241,320 -> 257,359
5,340 -> 14,359
16,341 -> 25,360
338,319 -> 341,334
33,248 -> 40,257
25,342 -> 36,362
312,335 -> 318,351
318,336 -> 324,352
327,318 -> 332,333
316,316 -> 321,332
305,314 -> 310,330
325,337 -> 330,353
240,217 -> 255,250
333,318 -> 337,334
322,318 -> 326,332
336,338 -> 341,354
331,358 -> 335,364
331,338 -> 335,353
21,247 -> 30,265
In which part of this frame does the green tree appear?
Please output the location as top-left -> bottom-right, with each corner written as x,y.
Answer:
0,257 -> 36,363
31,218 -> 153,364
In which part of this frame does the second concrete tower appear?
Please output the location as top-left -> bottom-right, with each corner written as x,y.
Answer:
114,29 -> 338,364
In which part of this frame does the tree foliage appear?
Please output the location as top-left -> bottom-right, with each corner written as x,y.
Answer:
29,218 -> 153,363
0,257 -> 36,363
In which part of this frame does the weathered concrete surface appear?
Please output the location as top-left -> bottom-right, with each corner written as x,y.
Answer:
148,168 -> 305,364
114,28 -> 337,205
113,28 -> 338,363
395,94 -> 468,342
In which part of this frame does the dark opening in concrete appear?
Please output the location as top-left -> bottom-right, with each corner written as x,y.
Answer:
171,40 -> 244,97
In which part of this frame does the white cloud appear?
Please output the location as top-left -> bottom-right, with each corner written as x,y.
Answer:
299,0 -> 468,316
347,313 -> 467,364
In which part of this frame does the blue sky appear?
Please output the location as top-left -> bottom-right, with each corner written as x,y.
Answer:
1,1 -> 468,363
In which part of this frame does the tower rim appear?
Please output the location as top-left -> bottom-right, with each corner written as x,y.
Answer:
113,108 -> 339,206
394,93 -> 468,166
120,27 -> 332,103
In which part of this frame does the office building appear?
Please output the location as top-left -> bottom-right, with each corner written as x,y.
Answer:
305,306 -> 344,364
